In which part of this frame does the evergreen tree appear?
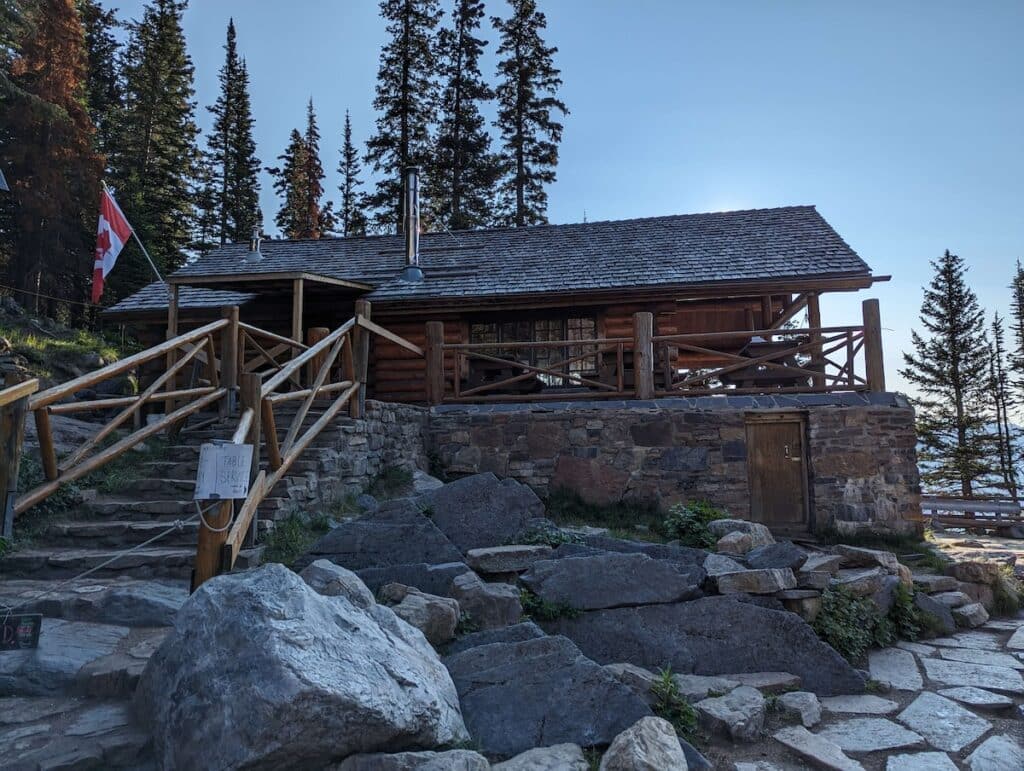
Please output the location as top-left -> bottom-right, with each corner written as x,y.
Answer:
108,0 -> 199,298
492,0 -> 568,227
77,0 -> 122,165
1009,260 -> 1024,386
989,313 -> 1019,500
337,110 -> 367,236
268,128 -> 309,239
430,0 -> 500,230
300,98 -> 333,238
365,0 -> 442,233
203,19 -> 261,246
899,250 -> 995,496
1,0 -> 103,310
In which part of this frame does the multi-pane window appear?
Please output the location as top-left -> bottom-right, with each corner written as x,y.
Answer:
469,317 -> 598,385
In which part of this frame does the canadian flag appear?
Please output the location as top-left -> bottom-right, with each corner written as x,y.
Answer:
92,187 -> 133,304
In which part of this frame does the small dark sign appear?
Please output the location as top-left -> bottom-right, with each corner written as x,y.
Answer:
1,613 -> 41,650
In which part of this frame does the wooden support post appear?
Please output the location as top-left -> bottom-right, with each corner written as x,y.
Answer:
164,284 -> 180,423
307,327 -> 330,386
239,373 -> 262,547
1,376 -> 35,538
219,306 -> 239,418
862,298 -> 886,392
425,321 -> 445,405
291,278 -> 304,353
262,398 -> 282,470
807,292 -> 825,389
352,299 -> 371,418
34,408 -> 58,481
761,295 -> 774,340
633,312 -> 655,400
192,498 -> 233,592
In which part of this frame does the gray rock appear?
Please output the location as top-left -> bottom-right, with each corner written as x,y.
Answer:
729,671 -> 801,693
870,575 -> 901,615
895,691 -> 991,753
746,542 -> 808,571
868,648 -> 922,691
450,572 -> 522,630
919,657 -> 1024,693
965,734 -> 1024,771
948,560 -> 1002,585
598,716 -> 688,770
386,587 -> 460,647
913,592 -> 956,635
300,559 -> 376,608
299,509 -> 463,571
911,573 -> 958,593
444,621 -> 545,656
707,519 -> 775,548
776,589 -> 823,622
604,663 -> 659,704
521,552 -> 703,610
704,553 -> 745,576
581,535 -> 707,565
895,641 -> 935,655
817,718 -> 925,754
931,590 -> 972,608
797,571 -> 832,590
466,544 -> 552,574
717,531 -> 753,555
952,602 -> 989,628
418,473 -> 544,552
930,631 -> 1003,649
355,493 -> 379,512
543,596 -> 865,695
1006,625 -> 1024,649
679,738 -> 712,770
695,685 -> 765,741
937,686 -> 1014,710
493,743 -> 588,770
834,545 -> 900,574
716,568 -> 796,595
938,646 -> 1022,669
802,553 -> 843,574
831,567 -> 887,597
411,469 -> 445,494
335,750 -> 490,770
820,695 -> 898,714
444,634 -> 651,757
135,564 -> 467,770
885,752 -> 958,771
778,691 -> 821,728
671,673 -> 740,702
357,562 -> 472,596
773,726 -> 865,771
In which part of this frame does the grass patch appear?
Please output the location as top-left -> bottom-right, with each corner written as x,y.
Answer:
519,588 -> 581,622
0,320 -> 137,382
651,667 -> 699,744
367,467 -> 413,499
659,500 -> 729,549
545,487 -> 663,534
260,512 -> 332,567
454,612 -> 480,636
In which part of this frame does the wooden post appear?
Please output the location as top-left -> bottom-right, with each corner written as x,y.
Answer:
219,306 -> 239,418
192,498 -> 233,592
633,312 -> 655,400
863,298 -> 886,392
164,284 -> 180,423
240,373 -> 262,547
34,408 -> 58,481
425,321 -> 445,405
307,327 -> 330,386
1,376 -> 36,538
352,299 -> 371,418
262,398 -> 282,470
291,278 -> 304,346
807,292 -> 825,389
761,295 -> 774,341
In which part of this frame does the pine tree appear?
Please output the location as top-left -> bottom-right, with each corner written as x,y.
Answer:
899,250 -> 995,496
77,0 -> 122,165
300,98 -> 333,238
268,128 -> 309,239
1009,260 -> 1024,386
365,0 -> 442,233
337,110 -> 367,236
430,0 -> 500,230
989,313 -> 1019,500
203,19 -> 261,246
492,0 -> 568,227
1,0 -> 103,309
108,0 -> 199,298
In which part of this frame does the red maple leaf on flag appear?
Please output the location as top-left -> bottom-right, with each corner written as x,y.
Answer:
95,228 -> 111,260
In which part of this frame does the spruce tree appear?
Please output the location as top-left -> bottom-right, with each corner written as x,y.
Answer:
899,250 -> 995,496
268,129 -> 309,239
337,110 -> 367,236
365,0 -> 442,233
492,0 -> 568,227
1,0 -> 103,309
108,0 -> 199,297
203,19 -> 261,245
988,313 -> 1019,500
78,0 -> 122,166
431,0 -> 500,230
1009,260 -> 1024,384
300,98 -> 333,238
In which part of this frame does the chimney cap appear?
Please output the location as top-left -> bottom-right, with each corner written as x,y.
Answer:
245,228 -> 263,262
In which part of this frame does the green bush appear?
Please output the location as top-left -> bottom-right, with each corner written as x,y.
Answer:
519,588 -> 581,621
650,667 -> 699,743
993,566 -> 1024,616
814,583 -> 926,662
659,500 -> 729,549
261,511 -> 331,567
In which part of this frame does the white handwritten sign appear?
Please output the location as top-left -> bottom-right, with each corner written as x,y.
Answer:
194,443 -> 254,500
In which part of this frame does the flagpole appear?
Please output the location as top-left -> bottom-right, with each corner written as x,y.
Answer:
101,181 -> 166,288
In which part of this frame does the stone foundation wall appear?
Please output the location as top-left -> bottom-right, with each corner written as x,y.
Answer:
427,394 -> 920,535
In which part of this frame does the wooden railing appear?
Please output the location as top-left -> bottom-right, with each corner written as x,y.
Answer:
1,377 -> 38,538
428,299 -> 886,404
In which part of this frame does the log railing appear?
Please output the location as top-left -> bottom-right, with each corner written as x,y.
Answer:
1,377 -> 38,538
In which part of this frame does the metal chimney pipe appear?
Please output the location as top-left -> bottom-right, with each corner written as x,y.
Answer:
245,226 -> 263,262
399,166 -> 424,282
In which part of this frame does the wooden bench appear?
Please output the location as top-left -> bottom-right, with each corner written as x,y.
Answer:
921,496 -> 1024,536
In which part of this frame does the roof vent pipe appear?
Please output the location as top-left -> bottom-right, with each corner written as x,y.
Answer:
245,227 -> 263,262
399,165 -> 424,282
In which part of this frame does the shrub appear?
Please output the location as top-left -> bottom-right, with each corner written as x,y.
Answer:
887,583 -> 922,641
519,588 -> 581,621
650,667 -> 698,743
261,511 -> 331,567
659,500 -> 728,549
814,583 -> 926,662
993,566 -> 1024,616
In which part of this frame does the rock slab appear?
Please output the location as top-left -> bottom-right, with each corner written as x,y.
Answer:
895,691 -> 991,753
695,685 -> 765,741
493,743 -> 588,770
598,716 -> 688,770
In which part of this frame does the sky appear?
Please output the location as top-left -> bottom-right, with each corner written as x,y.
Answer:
108,0 -> 1024,394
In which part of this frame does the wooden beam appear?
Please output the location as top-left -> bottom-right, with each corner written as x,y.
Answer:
633,312 -> 655,399
353,299 -> 371,417
306,327 -> 330,385
262,398 -> 282,470
261,319 -> 354,396
425,321 -> 445,405
192,499 -> 233,592
0,376 -> 33,538
806,293 -> 825,389
239,373 -> 262,548
219,306 -> 239,417
356,314 -> 423,356
863,298 -> 886,392
291,278 -> 304,353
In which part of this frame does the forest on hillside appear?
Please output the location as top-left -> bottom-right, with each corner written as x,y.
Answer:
0,0 -> 567,312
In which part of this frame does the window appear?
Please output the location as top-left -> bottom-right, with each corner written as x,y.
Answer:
469,316 -> 598,386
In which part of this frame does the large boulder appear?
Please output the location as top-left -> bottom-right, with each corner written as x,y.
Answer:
450,572 -> 522,630
444,635 -> 651,757
707,519 -> 774,548
300,560 -> 375,609
443,621 -> 546,656
715,568 -> 797,595
746,542 -> 808,571
135,565 -> 467,770
380,584 -> 460,646
598,717 -> 689,770
521,553 -> 703,611
418,473 -> 544,552
543,596 -> 865,695
914,592 -> 956,635
467,545 -> 553,574
581,535 -> 707,566
493,744 -> 589,770
334,750 -> 489,770
298,507 -> 463,572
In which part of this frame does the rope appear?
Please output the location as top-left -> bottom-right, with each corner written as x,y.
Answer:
0,514 -> 198,622
195,499 -> 234,533
0,282 -> 103,310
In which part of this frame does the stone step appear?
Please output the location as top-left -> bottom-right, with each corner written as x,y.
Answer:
79,496 -> 195,519
0,547 -> 194,580
45,519 -> 199,548
121,477 -> 196,495
0,576 -> 187,626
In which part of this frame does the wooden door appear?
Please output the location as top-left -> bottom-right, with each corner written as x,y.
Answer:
746,414 -> 808,530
